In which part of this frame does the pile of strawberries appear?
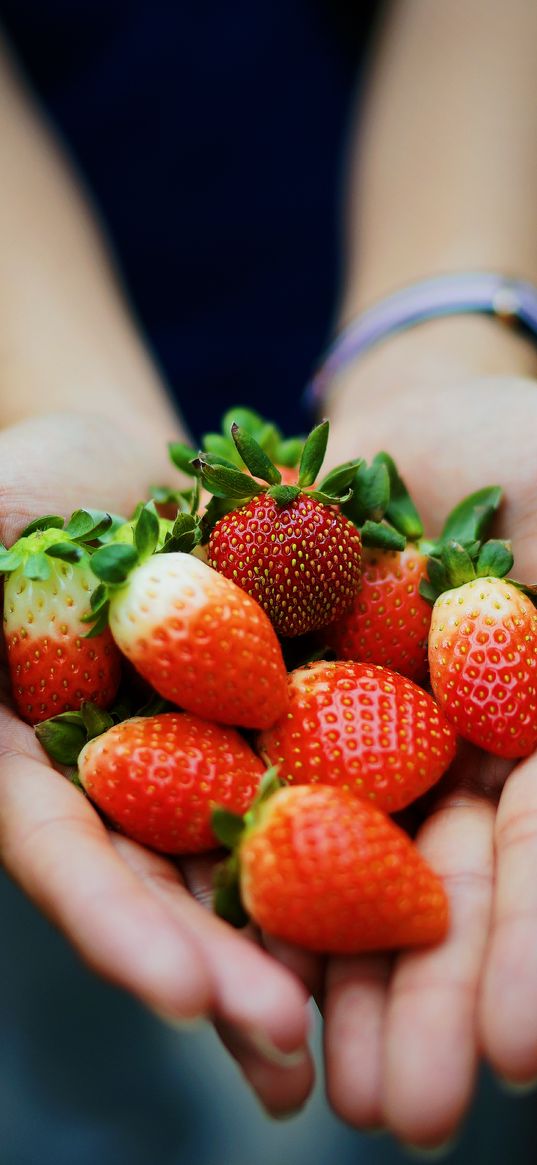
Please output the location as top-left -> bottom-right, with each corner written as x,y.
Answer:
3,409 -> 537,956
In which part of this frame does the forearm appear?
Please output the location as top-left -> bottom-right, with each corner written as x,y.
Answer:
330,0 -> 537,414
0,33 -> 185,450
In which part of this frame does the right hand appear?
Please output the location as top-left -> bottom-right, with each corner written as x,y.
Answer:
0,411 -> 314,1117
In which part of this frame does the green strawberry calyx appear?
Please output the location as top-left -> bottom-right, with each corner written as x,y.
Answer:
84,502 -> 204,635
419,538 -> 514,606
169,405 -> 306,479
343,458 -> 504,562
0,509 -> 116,582
342,452 -> 422,547
212,768 -> 283,929
193,418 -> 360,511
35,693 -> 173,768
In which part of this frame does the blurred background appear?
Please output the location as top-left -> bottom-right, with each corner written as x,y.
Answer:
2,870 -> 537,1165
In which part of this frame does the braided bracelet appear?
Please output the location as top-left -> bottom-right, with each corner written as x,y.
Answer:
306,272 -> 537,408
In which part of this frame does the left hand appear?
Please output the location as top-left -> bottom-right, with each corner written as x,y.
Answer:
316,357 -> 537,1147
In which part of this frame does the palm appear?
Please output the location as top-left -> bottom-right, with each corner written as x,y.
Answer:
318,374 -> 537,1144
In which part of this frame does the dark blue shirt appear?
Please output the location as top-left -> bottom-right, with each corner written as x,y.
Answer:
2,1 -> 376,437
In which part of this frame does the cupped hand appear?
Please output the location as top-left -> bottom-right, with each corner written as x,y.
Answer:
321,367 -> 537,1146
0,412 -> 314,1117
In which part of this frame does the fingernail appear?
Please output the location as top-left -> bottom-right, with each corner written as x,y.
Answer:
245,1027 -> 309,1068
152,1008 -> 206,1033
498,1074 -> 537,1096
403,1138 -> 456,1161
264,1104 -> 306,1122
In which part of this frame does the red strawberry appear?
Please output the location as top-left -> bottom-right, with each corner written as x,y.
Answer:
214,784 -> 449,953
2,522 -> 121,725
429,575 -> 537,758
209,492 -> 362,638
79,712 -> 264,853
333,461 -> 504,681
91,543 -> 289,730
327,544 -> 431,680
259,661 -> 457,813
196,420 -> 362,638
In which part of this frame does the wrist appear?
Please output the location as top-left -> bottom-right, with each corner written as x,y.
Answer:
326,313 -> 537,424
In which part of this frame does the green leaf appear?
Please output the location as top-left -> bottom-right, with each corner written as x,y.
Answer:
440,486 -> 503,546
213,857 -> 249,928
199,495 -> 235,540
342,461 -> 390,526
221,406 -> 265,437
91,583 -> 108,612
441,541 -> 476,588
20,515 -> 65,538
254,422 -> 281,458
318,459 -> 363,496
475,539 -> 514,579
96,513 -> 128,543
426,555 -> 449,595
134,504 -> 160,559
274,436 -> 304,468
160,513 -> 201,555
204,452 -> 242,470
35,712 -> 88,765
194,459 -> 261,500
252,767 -> 283,807
211,807 -> 246,850
0,547 -> 24,573
84,604 -> 110,638
64,509 -> 113,542
230,424 -> 281,484
150,485 -> 192,509
374,453 -> 423,540
419,578 -> 438,606
169,441 -> 198,476
308,487 -> 353,506
202,432 -> 240,465
360,521 -> 406,551
297,420 -> 329,488
23,553 -> 51,581
45,542 -> 85,564
80,701 -> 115,740
268,484 -> 301,507
90,544 -> 139,584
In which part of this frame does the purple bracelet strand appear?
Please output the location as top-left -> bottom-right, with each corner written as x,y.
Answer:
306,272 -> 537,409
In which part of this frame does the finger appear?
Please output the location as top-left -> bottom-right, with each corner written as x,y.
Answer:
261,934 -> 324,999
114,837 -> 312,1057
0,742 -> 211,1020
215,1018 -> 315,1119
479,752 -> 537,1083
381,776 -> 495,1148
180,856 -> 323,1003
175,854 -> 317,1114
323,954 -> 391,1129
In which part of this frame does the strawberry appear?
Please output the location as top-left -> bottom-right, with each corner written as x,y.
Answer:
195,420 -> 362,638
426,542 -> 537,757
329,457 -> 503,681
88,506 -> 289,730
1,513 -> 121,725
78,711 -> 264,853
258,660 -> 457,812
213,783 -> 449,953
328,544 -> 431,680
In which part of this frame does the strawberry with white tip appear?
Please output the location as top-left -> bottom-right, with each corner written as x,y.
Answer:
88,505 -> 289,730
1,511 -> 121,725
425,538 -> 537,758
